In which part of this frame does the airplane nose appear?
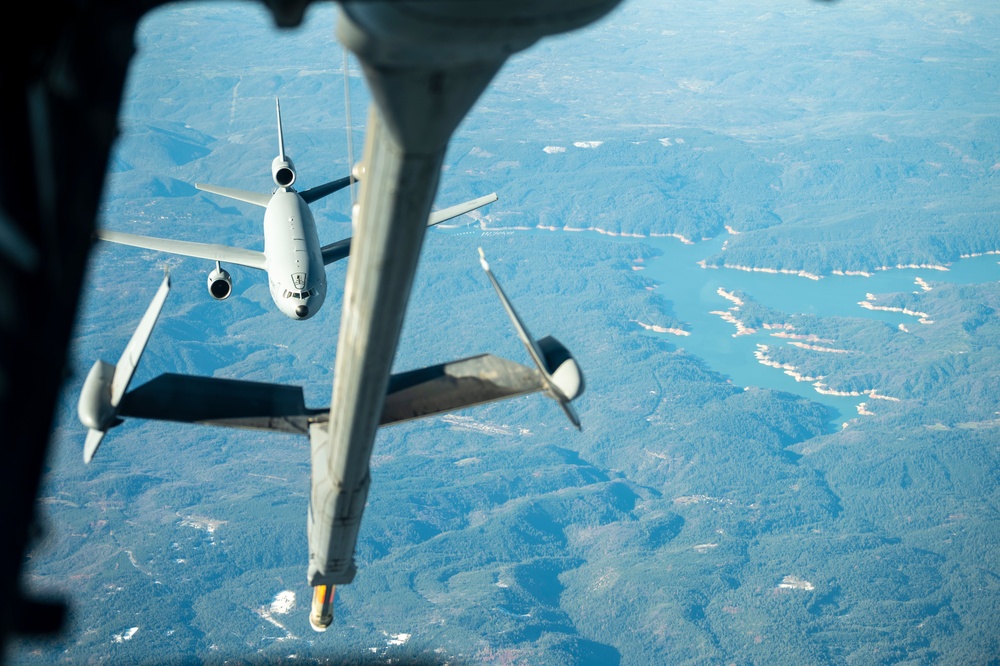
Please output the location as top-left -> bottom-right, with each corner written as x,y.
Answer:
295,305 -> 309,319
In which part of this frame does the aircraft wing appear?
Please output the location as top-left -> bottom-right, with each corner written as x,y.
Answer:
195,183 -> 270,207
119,374 -> 318,435
320,192 -> 499,265
382,353 -> 543,423
300,176 -> 353,205
320,238 -> 352,265
96,229 -> 267,271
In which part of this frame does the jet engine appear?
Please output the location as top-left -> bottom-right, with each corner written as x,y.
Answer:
207,264 -> 233,300
272,155 -> 296,188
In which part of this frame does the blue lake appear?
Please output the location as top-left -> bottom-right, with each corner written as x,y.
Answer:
635,236 -> 1000,424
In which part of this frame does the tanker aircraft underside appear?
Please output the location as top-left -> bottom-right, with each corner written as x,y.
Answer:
78,251 -> 584,629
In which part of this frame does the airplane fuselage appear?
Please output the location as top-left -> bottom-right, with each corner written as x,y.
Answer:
264,188 -> 326,320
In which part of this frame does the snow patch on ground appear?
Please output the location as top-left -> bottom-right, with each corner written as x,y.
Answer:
442,414 -> 522,436
573,141 -> 603,149
255,591 -> 297,641
678,78 -> 713,92
778,575 -> 815,591
113,627 -> 138,643
270,590 -> 295,615
178,514 -> 226,534
543,146 -> 566,154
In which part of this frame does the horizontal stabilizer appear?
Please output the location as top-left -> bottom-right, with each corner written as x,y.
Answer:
428,192 -> 497,227
81,251 -> 581,455
120,374 -> 320,435
321,193 -> 498,266
114,353 -> 547,436
382,354 -> 544,424
195,182 -> 270,207
301,176 -> 353,205
97,230 -> 267,271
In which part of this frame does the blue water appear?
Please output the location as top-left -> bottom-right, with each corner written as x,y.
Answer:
634,237 -> 992,421
445,225 -> 1000,425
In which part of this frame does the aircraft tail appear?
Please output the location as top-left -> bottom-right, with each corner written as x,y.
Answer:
192,99 -> 298,201
478,248 -> 584,428
79,257 -> 585,445
276,97 -> 286,160
78,274 -> 171,463
271,98 -> 297,187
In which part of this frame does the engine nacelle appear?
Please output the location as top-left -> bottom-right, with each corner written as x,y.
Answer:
272,155 -> 296,188
207,266 -> 233,300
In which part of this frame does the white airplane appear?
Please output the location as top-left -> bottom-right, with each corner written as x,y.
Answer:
96,99 -> 497,320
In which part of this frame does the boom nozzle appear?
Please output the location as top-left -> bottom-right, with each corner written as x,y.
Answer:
309,584 -> 335,632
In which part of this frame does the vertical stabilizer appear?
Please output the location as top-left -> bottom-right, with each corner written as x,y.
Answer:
111,274 -> 171,405
271,98 -> 296,187
78,274 -> 171,463
478,248 -> 584,429
275,97 -> 285,160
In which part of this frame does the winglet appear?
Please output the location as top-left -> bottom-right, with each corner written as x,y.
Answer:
478,248 -> 584,429
78,274 -> 171,463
